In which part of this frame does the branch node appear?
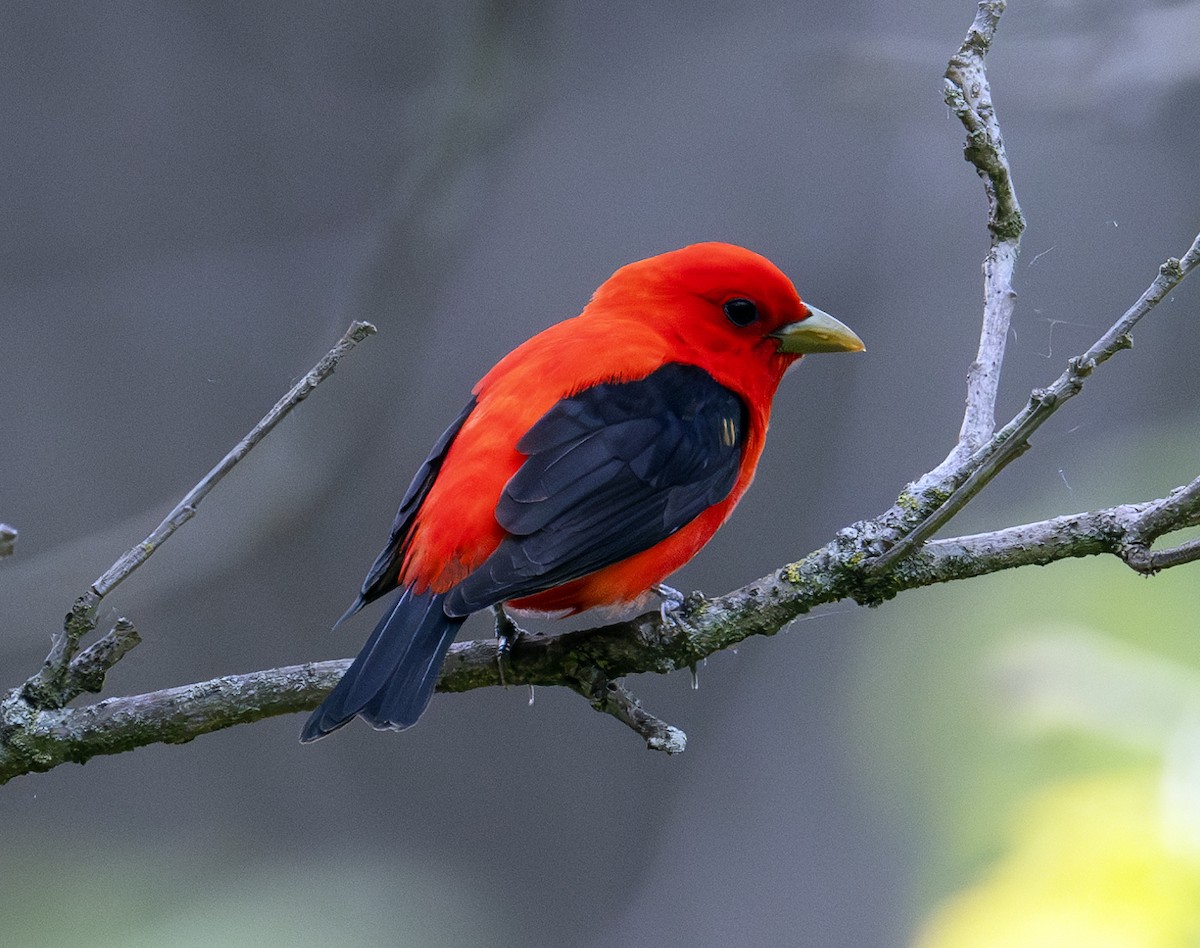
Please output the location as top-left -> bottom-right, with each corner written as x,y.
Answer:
1144,538 -> 1200,573
0,523 -> 16,559
21,598 -> 100,710
1119,539 -> 1156,575
63,619 -> 142,698
1067,354 -> 1097,380
79,320 -> 378,607
571,668 -> 687,755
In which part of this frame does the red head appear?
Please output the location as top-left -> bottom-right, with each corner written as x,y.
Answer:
581,241 -> 863,401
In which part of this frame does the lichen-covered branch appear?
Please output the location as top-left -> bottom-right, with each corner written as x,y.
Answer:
876,0 -> 1200,572
0,524 -> 16,560
873,230 -> 1200,573
1,2 -> 1197,781
0,662 -> 345,784
932,0 -> 1023,475
568,670 -> 688,755
60,619 -> 142,701
19,322 -> 378,711
4,482 -> 1198,783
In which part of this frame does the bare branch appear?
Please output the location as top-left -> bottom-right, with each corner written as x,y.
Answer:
886,4 -> 1200,567
569,669 -> 687,755
9,475 -> 1200,782
1117,474 -> 1200,573
1129,538 -> 1200,573
20,321 -> 378,710
918,500 -> 1199,578
0,524 -> 15,560
2,4 -> 1197,776
61,619 -> 142,701
89,320 -> 378,604
0,662 -> 344,784
931,0 -> 1024,476
874,230 -> 1200,573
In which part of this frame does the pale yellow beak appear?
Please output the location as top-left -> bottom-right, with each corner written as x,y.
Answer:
772,305 -> 865,354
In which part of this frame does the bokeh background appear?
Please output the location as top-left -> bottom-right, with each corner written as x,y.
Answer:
3,2 -> 1200,945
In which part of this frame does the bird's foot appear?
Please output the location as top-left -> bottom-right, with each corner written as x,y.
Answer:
651,586 -> 705,690
651,583 -> 685,623
492,605 -> 527,688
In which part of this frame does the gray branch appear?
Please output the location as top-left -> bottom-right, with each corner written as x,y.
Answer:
0,524 -> 15,560
568,669 -> 688,755
2,1 -> 1198,781
869,0 -> 1200,572
932,0 -> 1024,475
20,322 -> 377,711
873,230 -> 1200,573
90,320 -> 378,604
60,619 -> 142,700
5,482 -> 1199,783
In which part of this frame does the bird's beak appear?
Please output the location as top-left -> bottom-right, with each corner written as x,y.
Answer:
771,305 -> 865,354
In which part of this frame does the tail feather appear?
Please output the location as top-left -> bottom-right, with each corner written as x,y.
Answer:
300,587 -> 464,743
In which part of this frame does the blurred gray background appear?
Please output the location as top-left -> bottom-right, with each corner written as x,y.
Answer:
2,2 -> 1199,946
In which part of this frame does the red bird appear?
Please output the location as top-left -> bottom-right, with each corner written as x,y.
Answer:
301,242 -> 863,741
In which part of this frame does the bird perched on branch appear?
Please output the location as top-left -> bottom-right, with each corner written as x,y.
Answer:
301,242 -> 863,742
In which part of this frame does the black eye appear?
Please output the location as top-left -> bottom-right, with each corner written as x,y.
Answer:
723,298 -> 759,327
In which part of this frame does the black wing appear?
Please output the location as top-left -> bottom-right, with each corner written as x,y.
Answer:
337,397 -> 477,625
445,363 -> 747,616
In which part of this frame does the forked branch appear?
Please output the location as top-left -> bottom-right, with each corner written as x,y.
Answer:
1,2 -> 1197,780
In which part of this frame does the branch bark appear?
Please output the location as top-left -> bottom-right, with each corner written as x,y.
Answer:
0,523 -> 15,560
2,1 -> 1198,782
20,321 -> 377,711
5,481 -> 1199,783
872,229 -> 1200,573
931,0 -> 1024,475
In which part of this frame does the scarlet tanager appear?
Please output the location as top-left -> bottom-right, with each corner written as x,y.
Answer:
301,242 -> 863,742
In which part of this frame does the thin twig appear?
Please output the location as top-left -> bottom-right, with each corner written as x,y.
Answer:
569,668 -> 687,755
90,320 -> 378,603
21,321 -> 378,709
4,5 -> 1199,776
874,232 -> 1200,572
0,524 -> 15,559
9,477 -> 1200,781
928,0 -> 1023,477
1137,538 -> 1200,573
918,499 -> 1200,577
61,619 -> 142,700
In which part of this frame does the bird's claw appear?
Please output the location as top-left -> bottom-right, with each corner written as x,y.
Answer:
651,582 -> 685,622
652,585 -> 706,688
652,582 -> 695,635
492,605 -> 526,687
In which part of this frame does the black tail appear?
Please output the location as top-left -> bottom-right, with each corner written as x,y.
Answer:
300,586 -> 464,743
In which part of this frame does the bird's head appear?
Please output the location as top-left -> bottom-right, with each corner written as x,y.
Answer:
587,242 -> 863,390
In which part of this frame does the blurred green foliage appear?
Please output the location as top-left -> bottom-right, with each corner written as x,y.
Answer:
0,851 -> 511,948
850,416 -> 1200,942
